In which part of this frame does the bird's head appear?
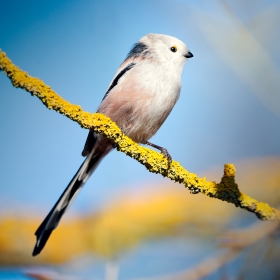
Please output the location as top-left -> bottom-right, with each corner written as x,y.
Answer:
138,34 -> 193,68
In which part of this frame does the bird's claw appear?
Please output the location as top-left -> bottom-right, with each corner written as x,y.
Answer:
146,141 -> 172,172
160,147 -> 172,169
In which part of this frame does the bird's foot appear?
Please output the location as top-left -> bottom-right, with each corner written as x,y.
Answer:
146,141 -> 172,171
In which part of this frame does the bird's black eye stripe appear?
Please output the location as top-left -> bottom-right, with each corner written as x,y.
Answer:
170,46 -> 177,53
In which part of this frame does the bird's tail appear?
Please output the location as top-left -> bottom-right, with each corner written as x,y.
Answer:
32,148 -> 104,256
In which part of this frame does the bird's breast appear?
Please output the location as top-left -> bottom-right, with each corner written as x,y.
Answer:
98,63 -> 181,143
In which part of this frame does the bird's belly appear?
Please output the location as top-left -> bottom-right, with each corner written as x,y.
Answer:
121,89 -> 179,143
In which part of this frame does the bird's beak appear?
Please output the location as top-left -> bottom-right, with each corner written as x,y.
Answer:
184,51 -> 193,58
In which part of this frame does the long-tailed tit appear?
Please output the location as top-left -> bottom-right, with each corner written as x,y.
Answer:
32,33 -> 193,256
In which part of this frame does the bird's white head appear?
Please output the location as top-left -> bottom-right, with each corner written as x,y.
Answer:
125,33 -> 193,70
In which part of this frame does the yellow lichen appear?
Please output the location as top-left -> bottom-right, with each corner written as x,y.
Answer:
224,163 -> 236,177
1,49 -> 280,223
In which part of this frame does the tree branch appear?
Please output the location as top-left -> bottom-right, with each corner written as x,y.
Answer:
1,50 -> 279,222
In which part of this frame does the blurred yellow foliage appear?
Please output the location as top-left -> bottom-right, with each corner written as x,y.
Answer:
0,156 -> 279,266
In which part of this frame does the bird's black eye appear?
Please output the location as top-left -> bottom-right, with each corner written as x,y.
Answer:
170,46 -> 177,53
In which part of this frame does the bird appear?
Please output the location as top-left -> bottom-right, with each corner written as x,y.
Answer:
32,33 -> 193,256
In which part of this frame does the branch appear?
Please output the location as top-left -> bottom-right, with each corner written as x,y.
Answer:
1,50 -> 279,222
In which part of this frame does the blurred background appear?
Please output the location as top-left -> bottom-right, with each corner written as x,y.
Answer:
0,0 -> 280,279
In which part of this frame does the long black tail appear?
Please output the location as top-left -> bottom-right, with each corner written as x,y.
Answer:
32,149 -> 104,256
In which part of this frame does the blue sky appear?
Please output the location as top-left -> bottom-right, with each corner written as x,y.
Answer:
0,0 -> 280,215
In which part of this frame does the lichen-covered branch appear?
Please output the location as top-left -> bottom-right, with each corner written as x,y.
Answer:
1,50 -> 279,222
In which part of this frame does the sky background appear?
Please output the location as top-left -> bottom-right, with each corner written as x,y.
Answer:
1,0 -> 280,215
1,1 -> 280,279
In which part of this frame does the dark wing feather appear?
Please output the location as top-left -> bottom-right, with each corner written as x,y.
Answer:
102,62 -> 136,101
